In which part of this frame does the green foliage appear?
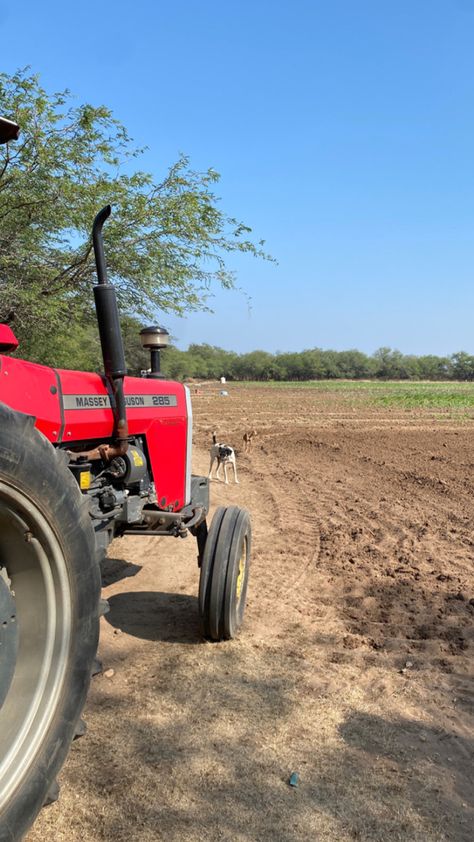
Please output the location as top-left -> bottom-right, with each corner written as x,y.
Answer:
0,69 -> 271,365
183,344 -> 238,380
21,321 -> 102,371
450,352 -> 474,381
373,383 -> 474,408
234,379 -> 474,414
144,344 -> 474,383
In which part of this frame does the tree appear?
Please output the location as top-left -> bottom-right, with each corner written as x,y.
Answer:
232,350 -> 276,381
417,354 -> 451,380
335,349 -> 373,379
184,343 -> 233,379
0,69 -> 270,366
450,351 -> 474,381
372,347 -> 409,379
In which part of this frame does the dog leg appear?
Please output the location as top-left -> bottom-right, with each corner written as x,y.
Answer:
223,463 -> 229,484
208,456 -> 216,479
232,460 -> 239,483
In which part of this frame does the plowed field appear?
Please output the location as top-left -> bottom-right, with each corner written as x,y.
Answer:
28,383 -> 473,842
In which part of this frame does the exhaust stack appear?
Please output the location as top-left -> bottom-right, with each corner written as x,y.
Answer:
92,205 -> 129,450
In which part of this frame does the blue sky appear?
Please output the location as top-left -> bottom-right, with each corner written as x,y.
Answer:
2,1 -> 474,355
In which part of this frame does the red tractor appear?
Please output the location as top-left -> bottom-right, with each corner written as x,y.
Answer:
0,117 -> 251,841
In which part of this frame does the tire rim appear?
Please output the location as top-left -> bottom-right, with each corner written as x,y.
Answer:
0,481 -> 71,810
235,537 -> 247,602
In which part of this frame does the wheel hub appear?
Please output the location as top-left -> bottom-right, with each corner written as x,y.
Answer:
0,571 -> 17,710
235,550 -> 246,601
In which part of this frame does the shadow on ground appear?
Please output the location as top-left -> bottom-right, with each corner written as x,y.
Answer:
60,647 -> 474,842
101,556 -> 142,587
106,590 -> 201,644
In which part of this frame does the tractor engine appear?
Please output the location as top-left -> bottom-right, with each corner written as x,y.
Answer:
68,438 -> 153,557
0,344 -> 208,562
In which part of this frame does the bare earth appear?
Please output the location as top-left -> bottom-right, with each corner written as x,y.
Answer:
27,384 -> 473,842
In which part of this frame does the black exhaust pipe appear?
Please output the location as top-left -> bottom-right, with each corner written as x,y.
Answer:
92,205 -> 128,448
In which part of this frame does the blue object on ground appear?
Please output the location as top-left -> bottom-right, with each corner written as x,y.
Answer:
289,772 -> 299,787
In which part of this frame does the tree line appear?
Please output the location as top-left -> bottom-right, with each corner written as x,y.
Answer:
157,343 -> 474,382
14,318 -> 474,381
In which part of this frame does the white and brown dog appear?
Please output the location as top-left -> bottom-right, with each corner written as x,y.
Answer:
208,432 -> 239,484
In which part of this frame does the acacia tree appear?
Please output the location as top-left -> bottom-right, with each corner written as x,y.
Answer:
0,69 -> 270,365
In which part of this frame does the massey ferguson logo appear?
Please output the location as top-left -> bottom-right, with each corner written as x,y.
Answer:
75,396 -> 108,408
63,394 -> 178,410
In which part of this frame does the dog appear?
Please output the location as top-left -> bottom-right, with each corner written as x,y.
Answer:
243,429 -> 257,452
208,432 -> 239,484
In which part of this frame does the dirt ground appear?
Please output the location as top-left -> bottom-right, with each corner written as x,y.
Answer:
28,384 -> 473,842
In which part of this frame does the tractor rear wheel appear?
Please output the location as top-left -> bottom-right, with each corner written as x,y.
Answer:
199,506 -> 251,641
0,404 -> 100,842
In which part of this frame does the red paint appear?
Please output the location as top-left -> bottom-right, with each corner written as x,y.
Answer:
0,325 -> 19,352
58,370 -> 188,510
0,357 -> 189,511
0,356 -> 61,440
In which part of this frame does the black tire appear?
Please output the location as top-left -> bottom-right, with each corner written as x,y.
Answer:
0,404 -> 100,842
199,506 -> 251,641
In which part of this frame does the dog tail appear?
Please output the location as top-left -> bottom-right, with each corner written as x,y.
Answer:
212,431 -> 217,444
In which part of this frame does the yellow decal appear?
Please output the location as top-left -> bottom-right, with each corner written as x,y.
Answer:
131,449 -> 144,467
80,471 -> 91,490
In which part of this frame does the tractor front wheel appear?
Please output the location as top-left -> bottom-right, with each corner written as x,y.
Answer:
198,506 -> 251,641
0,404 -> 100,841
